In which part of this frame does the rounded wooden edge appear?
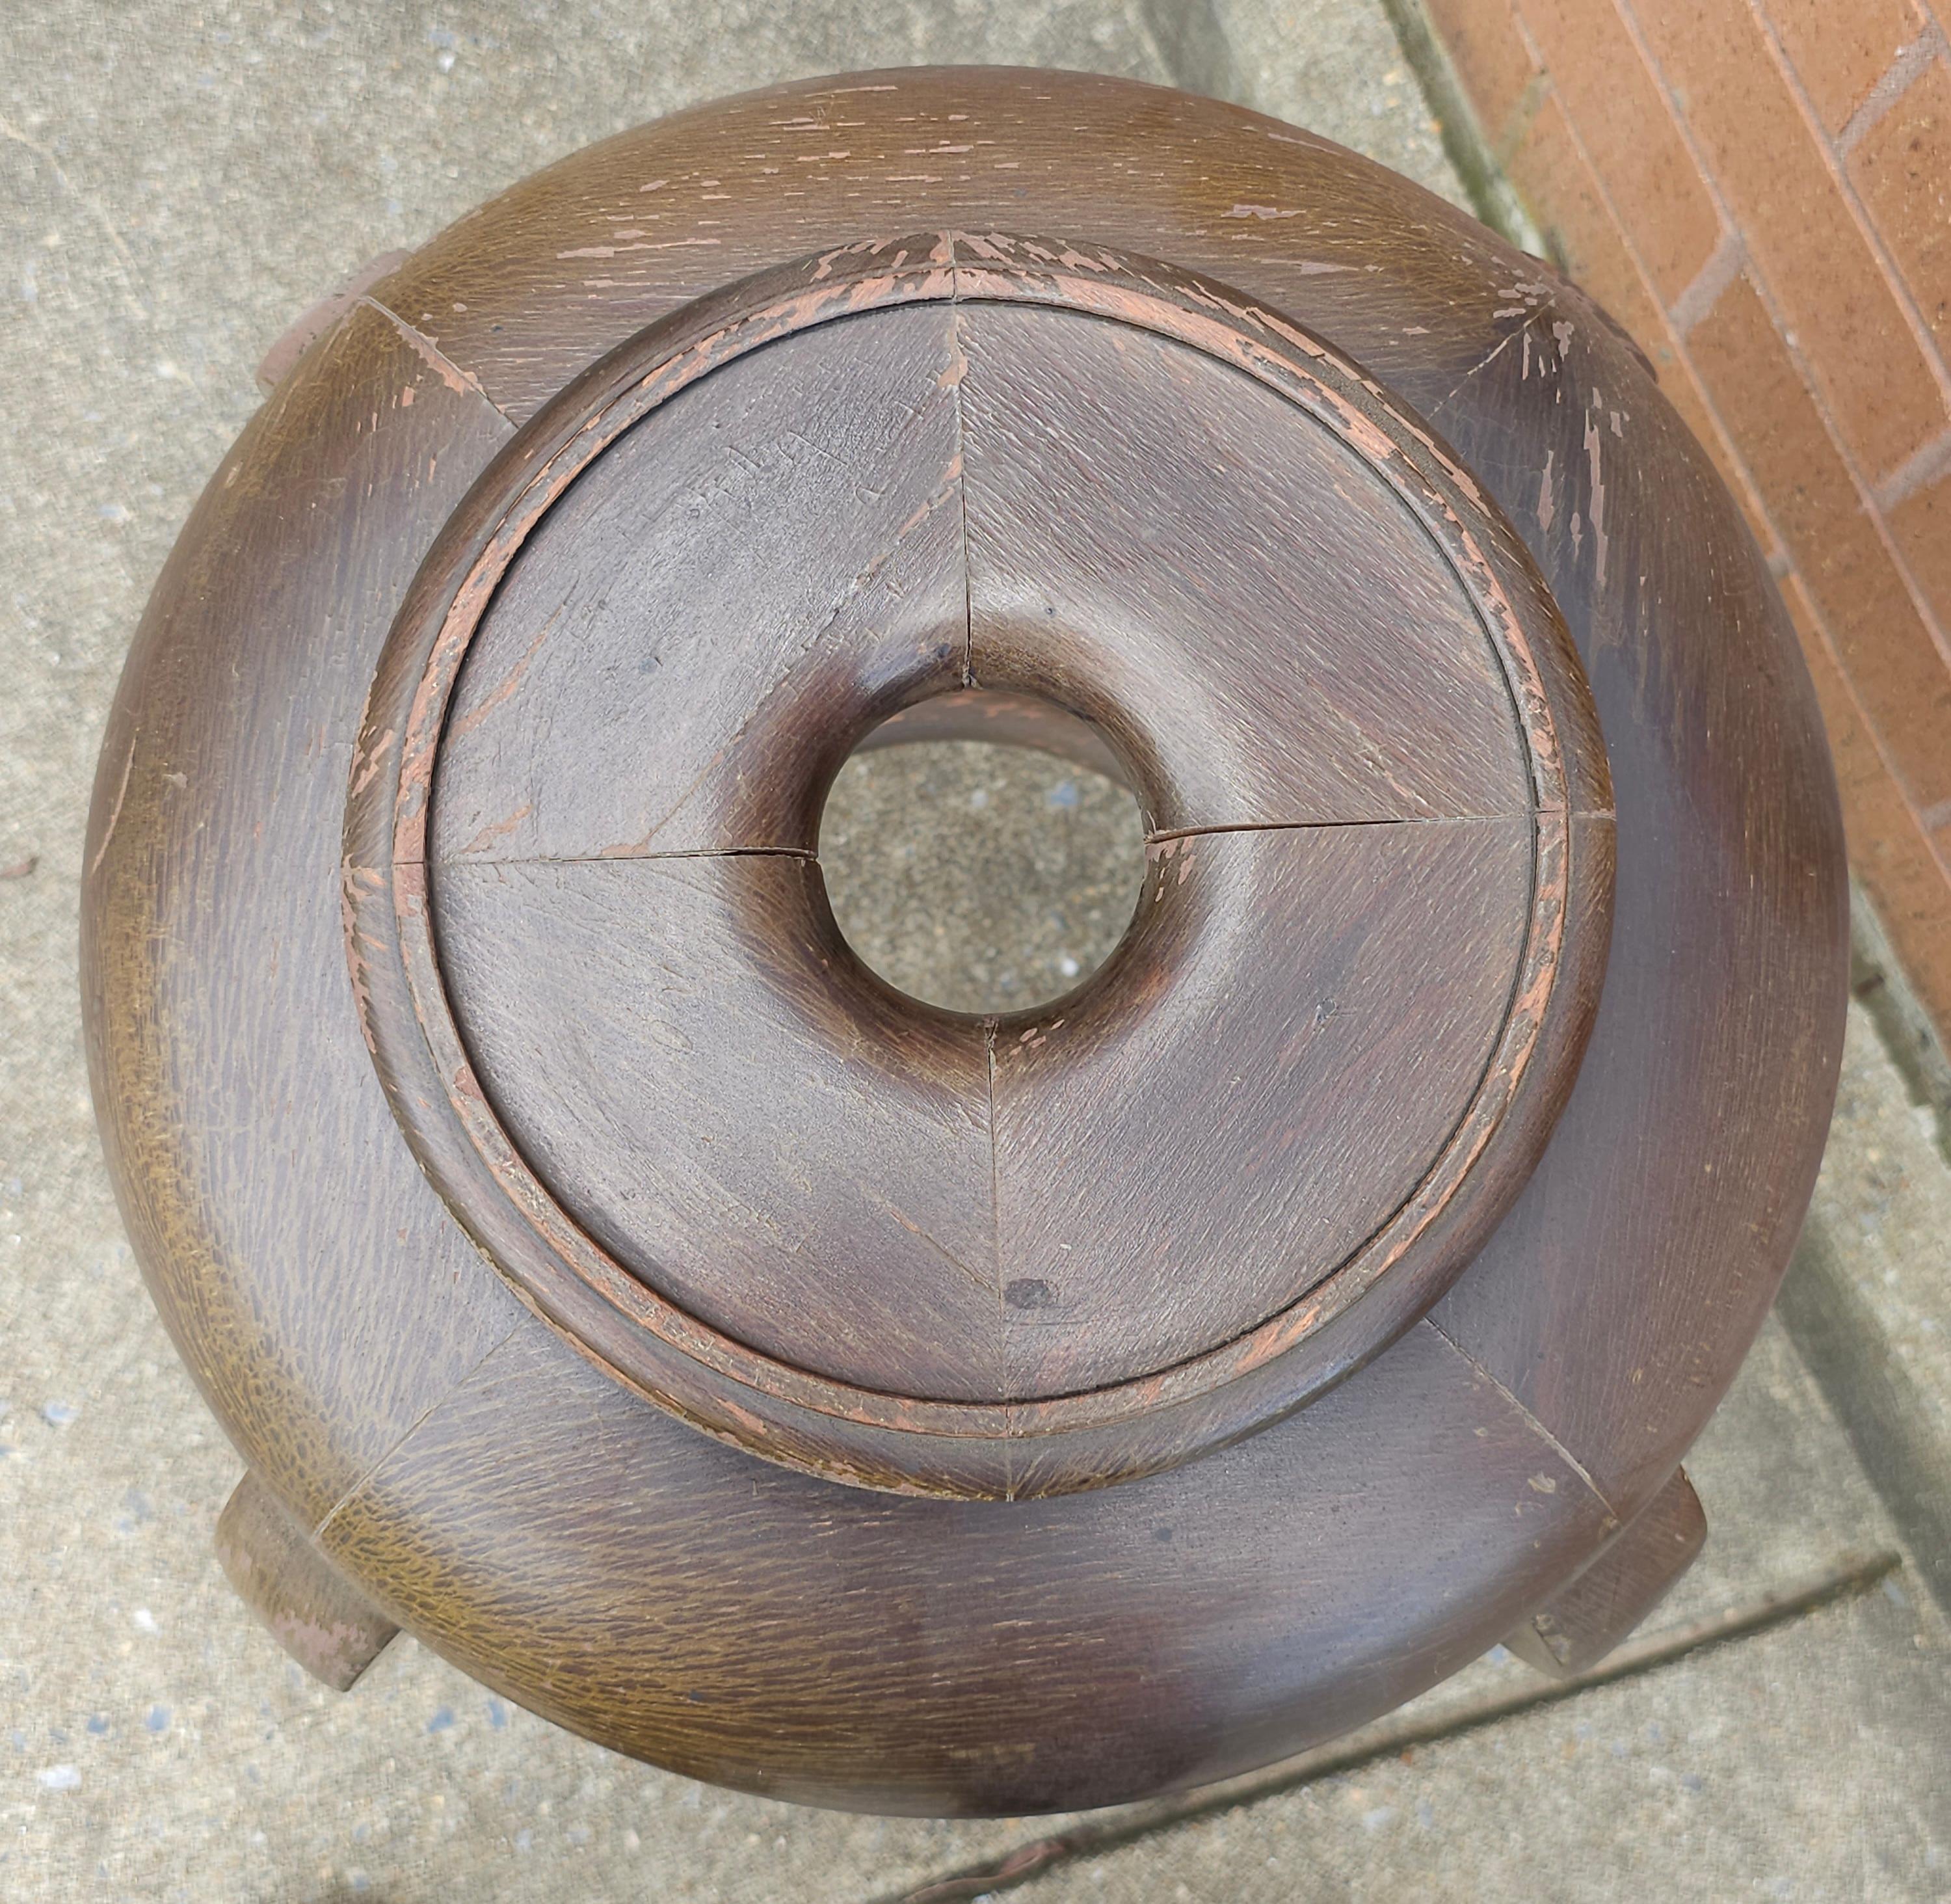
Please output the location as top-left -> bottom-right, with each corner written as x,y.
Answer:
77,69 -> 1844,1812
851,690 -> 1134,788
343,230 -> 1614,1499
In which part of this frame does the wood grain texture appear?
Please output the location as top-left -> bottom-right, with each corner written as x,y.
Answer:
436,852 -> 1002,1401
986,821 -> 1533,1395
215,1472 -> 399,1693
432,822 -> 1532,1405
1502,1465 -> 1706,1677
432,303 -> 968,865
957,301 -> 1529,831
358,69 -> 1548,431
81,303 -> 525,1533
341,234 -> 1608,1497
315,1311 -> 1616,1816
81,68 -> 1846,1813
1425,293 -> 1850,1522
254,247 -> 414,393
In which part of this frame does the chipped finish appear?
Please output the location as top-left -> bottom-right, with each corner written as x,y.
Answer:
341,232 -> 1613,1501
1502,1466 -> 1707,1677
214,1471 -> 399,1694
254,248 -> 413,393
1427,276 -> 1850,1521
83,68 -> 1846,1815
356,296 -> 509,417
358,67 -> 1555,429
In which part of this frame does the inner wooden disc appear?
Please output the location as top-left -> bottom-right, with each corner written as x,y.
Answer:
347,235 -> 1612,1497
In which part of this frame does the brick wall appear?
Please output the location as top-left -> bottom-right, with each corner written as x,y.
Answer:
1422,0 -> 1951,1047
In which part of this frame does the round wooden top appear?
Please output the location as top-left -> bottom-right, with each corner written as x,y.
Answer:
88,66 -> 1849,1813
345,235 -> 1612,1498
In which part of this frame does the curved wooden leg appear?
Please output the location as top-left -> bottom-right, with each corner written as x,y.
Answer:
1504,1466 -> 1707,1676
215,1471 -> 399,1691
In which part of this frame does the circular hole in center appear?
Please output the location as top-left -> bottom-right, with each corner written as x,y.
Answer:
819,709 -> 1147,1017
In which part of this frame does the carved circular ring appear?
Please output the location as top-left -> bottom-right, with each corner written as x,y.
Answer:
343,232 -> 1613,1499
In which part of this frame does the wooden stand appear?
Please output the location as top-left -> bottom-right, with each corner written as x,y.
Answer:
83,69 -> 1847,1814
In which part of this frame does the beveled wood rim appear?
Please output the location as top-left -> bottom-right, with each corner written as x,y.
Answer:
343,231 -> 1613,1498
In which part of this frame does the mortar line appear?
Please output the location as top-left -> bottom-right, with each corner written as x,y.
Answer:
1835,23 -> 1946,157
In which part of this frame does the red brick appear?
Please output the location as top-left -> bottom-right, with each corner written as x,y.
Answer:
1765,0 -> 1926,134
1425,0 -> 1545,144
1889,458 -> 1951,630
1784,576 -> 1893,814
1658,355 -> 1783,557
1783,574 -> 1951,1032
1515,0 -> 1723,298
1635,0 -> 1948,478
1690,273 -> 1951,811
1506,97 -> 1654,323
1849,54 -> 1951,353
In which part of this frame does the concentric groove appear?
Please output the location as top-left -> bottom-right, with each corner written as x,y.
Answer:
342,231 -> 1613,1499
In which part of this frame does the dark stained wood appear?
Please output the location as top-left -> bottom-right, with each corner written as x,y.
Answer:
355,69 -> 1551,433
432,302 -> 968,865
437,851 -> 1001,1402
987,821 -> 1533,1395
81,69 -> 1847,1812
254,247 -> 414,393
432,820 -> 1531,1408
81,302 -> 526,1536
1424,297 -> 1850,1523
315,1313 -> 1616,1816
957,300 -> 1532,832
341,235 -> 1611,1498
1502,1466 -> 1707,1676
